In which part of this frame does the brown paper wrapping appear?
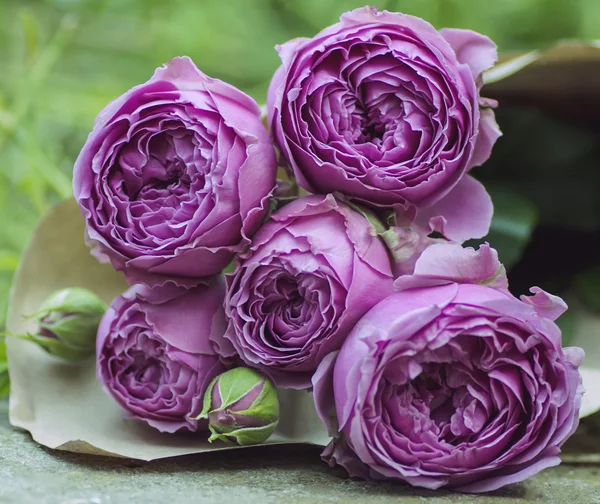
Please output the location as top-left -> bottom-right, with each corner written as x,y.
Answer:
6,199 -> 330,460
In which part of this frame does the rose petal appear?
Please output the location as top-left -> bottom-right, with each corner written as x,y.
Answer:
74,57 -> 277,287
520,287 -> 568,321
312,351 -> 340,437
439,28 -> 498,82
394,242 -> 507,291
414,175 -> 493,243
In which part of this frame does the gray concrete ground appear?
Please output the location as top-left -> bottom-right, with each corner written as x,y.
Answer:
1,401 -> 599,504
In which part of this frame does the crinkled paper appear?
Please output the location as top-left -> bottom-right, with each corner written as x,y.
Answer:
6,199 -> 329,460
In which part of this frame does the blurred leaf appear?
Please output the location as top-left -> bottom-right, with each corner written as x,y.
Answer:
0,338 -> 7,399
574,265 -> 600,313
0,375 -> 8,399
580,0 -> 600,40
0,370 -> 8,399
19,126 -> 73,199
43,0 -> 96,8
19,8 -> 40,63
479,106 -> 600,232
0,274 -> 13,330
556,304 -> 578,347
471,184 -> 538,269
0,251 -> 20,272
0,12 -> 78,149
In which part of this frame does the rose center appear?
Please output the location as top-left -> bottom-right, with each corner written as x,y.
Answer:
385,362 -> 489,445
264,276 -> 305,322
123,352 -> 166,398
306,49 -> 434,164
354,95 -> 404,144
115,129 -> 209,205
136,133 -> 199,197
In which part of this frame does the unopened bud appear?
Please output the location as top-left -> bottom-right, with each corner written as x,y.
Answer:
16,287 -> 106,361
195,367 -> 279,445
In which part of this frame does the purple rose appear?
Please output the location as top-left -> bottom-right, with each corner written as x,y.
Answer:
313,244 -> 584,492
74,57 -> 277,287
268,7 -> 500,208
215,194 -> 394,389
97,279 -> 227,433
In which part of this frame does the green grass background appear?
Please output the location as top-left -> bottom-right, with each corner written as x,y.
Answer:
1,0 -> 600,331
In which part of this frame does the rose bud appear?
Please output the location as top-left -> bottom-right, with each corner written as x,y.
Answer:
16,287 -> 106,361
313,244 -> 584,492
194,367 -> 279,445
268,7 -> 501,209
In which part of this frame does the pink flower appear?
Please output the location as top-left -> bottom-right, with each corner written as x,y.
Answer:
215,194 -> 394,389
74,57 -> 276,287
313,244 -> 584,492
268,7 -> 500,215
97,279 -> 227,433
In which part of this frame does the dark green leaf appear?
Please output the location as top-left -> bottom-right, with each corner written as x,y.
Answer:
469,184 -> 538,269
555,304 -> 578,347
479,106 -> 600,232
574,265 -> 600,313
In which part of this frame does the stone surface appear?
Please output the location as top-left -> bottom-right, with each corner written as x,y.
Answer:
1,401 -> 599,504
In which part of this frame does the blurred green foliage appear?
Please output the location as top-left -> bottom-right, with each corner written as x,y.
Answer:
575,266 -> 600,313
469,183 -> 538,270
480,107 -> 600,233
1,0 -> 600,336
0,339 -> 8,398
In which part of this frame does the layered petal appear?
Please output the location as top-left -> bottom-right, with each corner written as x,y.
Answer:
520,287 -> 568,322
316,280 -> 583,492
394,242 -> 507,291
97,280 -> 227,432
218,195 -> 394,389
268,7 -> 499,208
74,57 -> 277,287
413,175 -> 493,242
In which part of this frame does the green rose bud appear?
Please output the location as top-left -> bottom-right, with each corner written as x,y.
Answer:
16,287 -> 106,361
195,367 -> 279,445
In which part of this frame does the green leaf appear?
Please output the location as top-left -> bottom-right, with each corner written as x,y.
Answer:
208,422 -> 278,446
469,184 -> 538,269
574,265 -> 600,313
479,106 -> 600,232
211,367 -> 265,411
207,424 -> 236,445
196,374 -> 220,420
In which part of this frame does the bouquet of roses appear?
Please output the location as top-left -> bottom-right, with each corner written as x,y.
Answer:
5,7 -> 590,493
